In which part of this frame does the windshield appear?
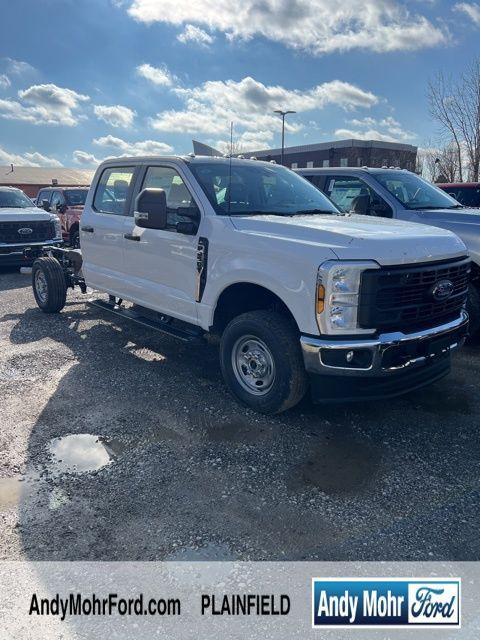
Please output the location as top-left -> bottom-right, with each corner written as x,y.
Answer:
375,171 -> 461,210
440,185 -> 480,208
64,189 -> 88,206
0,189 -> 34,209
188,161 -> 339,216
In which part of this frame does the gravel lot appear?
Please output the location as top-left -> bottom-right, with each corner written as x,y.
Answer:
1,267 -> 480,562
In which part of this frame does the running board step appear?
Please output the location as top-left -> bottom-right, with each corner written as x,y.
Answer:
89,299 -> 204,342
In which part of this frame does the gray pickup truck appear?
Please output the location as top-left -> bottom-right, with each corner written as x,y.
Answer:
297,167 -> 480,332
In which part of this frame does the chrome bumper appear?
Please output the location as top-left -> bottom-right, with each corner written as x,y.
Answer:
301,311 -> 469,377
0,239 -> 62,257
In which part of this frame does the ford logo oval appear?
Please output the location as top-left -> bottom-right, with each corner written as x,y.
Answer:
17,227 -> 33,235
431,279 -> 454,301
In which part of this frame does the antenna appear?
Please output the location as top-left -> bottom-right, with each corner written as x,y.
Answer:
227,121 -> 233,215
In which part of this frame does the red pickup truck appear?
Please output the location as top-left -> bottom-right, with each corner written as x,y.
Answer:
437,182 -> 480,208
36,186 -> 89,247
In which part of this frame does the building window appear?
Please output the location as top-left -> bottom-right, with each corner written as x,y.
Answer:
306,161 -> 314,168
291,162 -> 298,169
340,158 -> 348,167
322,159 -> 330,167
357,157 -> 363,167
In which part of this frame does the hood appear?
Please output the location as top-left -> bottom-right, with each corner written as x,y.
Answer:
231,213 -> 467,266
0,207 -> 56,222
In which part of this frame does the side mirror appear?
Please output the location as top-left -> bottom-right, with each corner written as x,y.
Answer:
134,188 -> 167,230
42,199 -> 51,212
58,203 -> 67,214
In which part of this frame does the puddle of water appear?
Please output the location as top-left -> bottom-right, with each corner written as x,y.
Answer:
205,418 -> 269,444
288,435 -> 382,495
48,434 -> 125,475
0,473 -> 40,512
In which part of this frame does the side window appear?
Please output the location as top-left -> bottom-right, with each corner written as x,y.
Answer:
326,176 -> 391,217
305,175 -> 324,190
141,166 -> 200,231
50,191 -> 65,210
37,190 -> 50,205
93,166 -> 135,215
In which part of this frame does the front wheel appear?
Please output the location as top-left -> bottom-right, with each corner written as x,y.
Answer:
32,257 -> 67,313
220,311 -> 308,414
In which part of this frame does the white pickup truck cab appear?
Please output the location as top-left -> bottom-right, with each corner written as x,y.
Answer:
30,156 -> 470,414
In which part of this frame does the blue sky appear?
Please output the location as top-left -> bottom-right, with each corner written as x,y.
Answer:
0,0 -> 478,167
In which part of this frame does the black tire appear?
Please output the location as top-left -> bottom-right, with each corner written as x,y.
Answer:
467,283 -> 480,337
220,310 -> 308,414
70,230 -> 80,249
32,257 -> 67,313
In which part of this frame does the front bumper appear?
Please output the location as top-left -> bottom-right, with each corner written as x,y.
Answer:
0,240 -> 62,265
301,311 -> 469,402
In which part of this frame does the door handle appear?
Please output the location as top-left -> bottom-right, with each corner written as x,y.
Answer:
81,226 -> 94,233
124,233 -> 140,241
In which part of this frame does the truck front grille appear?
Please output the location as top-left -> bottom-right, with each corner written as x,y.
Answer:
0,220 -> 56,244
359,257 -> 470,332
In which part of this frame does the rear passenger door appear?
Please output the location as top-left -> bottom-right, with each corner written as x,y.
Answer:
80,165 -> 137,295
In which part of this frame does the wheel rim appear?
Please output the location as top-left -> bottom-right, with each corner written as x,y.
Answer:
231,335 -> 275,396
35,269 -> 48,304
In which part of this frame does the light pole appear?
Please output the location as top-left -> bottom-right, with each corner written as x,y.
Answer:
274,109 -> 296,166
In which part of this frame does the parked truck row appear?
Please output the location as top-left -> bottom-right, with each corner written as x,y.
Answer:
21,155 -> 471,414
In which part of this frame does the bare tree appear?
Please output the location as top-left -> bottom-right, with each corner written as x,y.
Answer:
419,142 -> 462,182
428,58 -> 480,181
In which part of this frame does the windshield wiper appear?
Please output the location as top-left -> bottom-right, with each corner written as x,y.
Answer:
293,209 -> 336,215
228,210 -> 290,217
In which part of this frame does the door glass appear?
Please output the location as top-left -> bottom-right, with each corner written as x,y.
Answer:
94,167 -> 135,215
142,166 -> 199,231
50,191 -> 65,211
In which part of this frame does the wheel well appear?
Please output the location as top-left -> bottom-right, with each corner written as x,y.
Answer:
212,283 -> 298,334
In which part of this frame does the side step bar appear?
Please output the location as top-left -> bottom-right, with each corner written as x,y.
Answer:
89,298 -> 204,342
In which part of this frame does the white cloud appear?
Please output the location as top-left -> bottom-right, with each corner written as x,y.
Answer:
3,58 -> 35,75
93,134 -> 173,155
0,74 -> 10,89
0,84 -> 90,126
335,115 -> 416,143
136,63 -> 174,86
73,135 -> 174,167
454,2 -> 480,24
149,75 -> 378,150
73,150 -> 103,166
126,0 -> 447,54
93,104 -> 136,128
177,24 -> 215,46
0,145 -> 63,167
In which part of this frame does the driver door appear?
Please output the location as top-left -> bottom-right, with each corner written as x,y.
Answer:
122,164 -> 201,324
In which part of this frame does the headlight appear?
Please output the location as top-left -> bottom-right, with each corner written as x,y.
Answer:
316,260 -> 379,335
53,217 -> 62,238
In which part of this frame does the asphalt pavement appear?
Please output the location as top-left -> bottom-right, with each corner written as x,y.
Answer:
1,267 -> 479,561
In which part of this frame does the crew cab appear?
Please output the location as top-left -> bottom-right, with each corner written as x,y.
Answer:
30,157 -> 469,414
37,186 -> 89,248
0,186 -> 62,266
298,167 -> 480,332
437,182 -> 480,208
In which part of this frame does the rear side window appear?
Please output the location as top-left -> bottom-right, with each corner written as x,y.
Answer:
93,167 -> 135,215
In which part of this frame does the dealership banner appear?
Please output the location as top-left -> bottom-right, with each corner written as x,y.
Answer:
0,562 -> 478,638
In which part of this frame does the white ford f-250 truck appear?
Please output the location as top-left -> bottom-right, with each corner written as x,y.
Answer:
29,156 -> 470,414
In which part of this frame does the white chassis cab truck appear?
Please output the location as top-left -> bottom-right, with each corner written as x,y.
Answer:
30,156 -> 470,414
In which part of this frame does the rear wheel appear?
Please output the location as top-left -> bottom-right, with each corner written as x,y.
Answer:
220,310 -> 308,414
32,257 -> 67,313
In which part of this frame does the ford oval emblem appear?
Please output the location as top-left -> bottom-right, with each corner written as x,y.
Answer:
17,227 -> 33,235
431,279 -> 454,301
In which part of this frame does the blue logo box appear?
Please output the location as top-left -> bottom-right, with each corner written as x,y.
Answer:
312,578 -> 460,628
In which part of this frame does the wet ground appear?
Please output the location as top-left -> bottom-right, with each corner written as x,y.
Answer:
1,267 -> 480,561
